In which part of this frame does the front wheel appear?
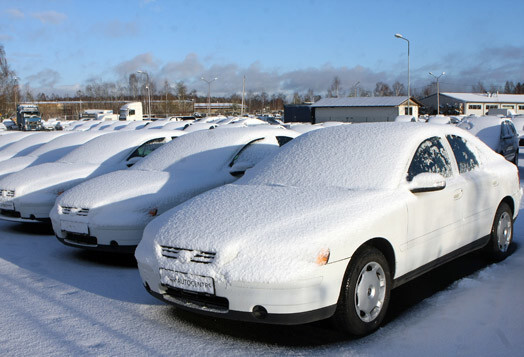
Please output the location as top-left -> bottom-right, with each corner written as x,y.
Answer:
486,202 -> 513,262
333,246 -> 391,336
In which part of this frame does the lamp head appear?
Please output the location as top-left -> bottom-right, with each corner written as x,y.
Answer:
394,33 -> 403,39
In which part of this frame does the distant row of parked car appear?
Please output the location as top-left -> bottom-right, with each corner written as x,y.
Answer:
0,115 -> 521,337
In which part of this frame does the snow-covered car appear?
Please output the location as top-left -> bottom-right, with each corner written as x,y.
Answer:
135,123 -> 521,336
0,131 -> 106,179
0,131 -> 66,163
0,130 -> 181,223
0,132 -> 36,150
51,127 -> 298,252
457,116 -> 519,165
427,115 -> 451,125
511,115 -> 524,146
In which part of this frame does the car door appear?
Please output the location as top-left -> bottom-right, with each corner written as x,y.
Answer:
446,134 -> 501,243
403,136 -> 467,270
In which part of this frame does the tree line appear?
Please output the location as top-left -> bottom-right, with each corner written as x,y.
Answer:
1,44 -> 523,119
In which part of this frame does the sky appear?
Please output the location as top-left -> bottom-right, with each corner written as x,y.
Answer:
1,0 -> 523,97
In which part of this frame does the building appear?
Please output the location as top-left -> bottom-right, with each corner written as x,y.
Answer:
419,92 -> 524,116
311,96 -> 420,123
283,104 -> 314,123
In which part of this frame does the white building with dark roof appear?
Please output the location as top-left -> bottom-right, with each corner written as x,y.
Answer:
420,92 -> 524,116
310,96 -> 421,123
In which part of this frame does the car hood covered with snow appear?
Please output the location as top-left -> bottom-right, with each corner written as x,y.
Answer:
136,183 -> 407,284
55,167 -> 237,228
0,161 -> 111,197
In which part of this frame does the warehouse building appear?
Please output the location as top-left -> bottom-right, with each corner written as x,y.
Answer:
310,96 -> 420,123
419,92 -> 524,116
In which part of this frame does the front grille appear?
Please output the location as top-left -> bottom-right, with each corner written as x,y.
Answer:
0,189 -> 15,198
160,246 -> 216,264
163,285 -> 229,312
0,209 -> 20,218
64,232 -> 97,246
61,206 -> 90,216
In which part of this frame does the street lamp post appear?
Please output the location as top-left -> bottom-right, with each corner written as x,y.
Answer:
13,76 -> 19,112
394,33 -> 410,116
241,76 -> 246,116
352,81 -> 360,97
137,70 -> 151,119
201,76 -> 218,116
429,72 -> 445,115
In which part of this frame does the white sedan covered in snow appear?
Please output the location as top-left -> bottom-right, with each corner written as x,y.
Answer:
0,130 -> 180,223
136,122 -> 521,336
0,131 -> 106,179
0,131 -> 67,162
51,127 -> 298,252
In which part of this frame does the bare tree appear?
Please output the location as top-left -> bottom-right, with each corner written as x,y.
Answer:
374,82 -> 393,96
392,81 -> 406,96
328,76 -> 342,98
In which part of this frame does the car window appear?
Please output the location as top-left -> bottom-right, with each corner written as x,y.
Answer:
506,121 -> 517,136
276,136 -> 294,147
229,138 -> 264,168
446,135 -> 479,173
127,138 -> 167,160
407,137 -> 452,181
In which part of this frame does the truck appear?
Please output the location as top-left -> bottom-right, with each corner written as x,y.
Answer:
79,109 -> 113,120
119,102 -> 143,121
17,104 -> 42,131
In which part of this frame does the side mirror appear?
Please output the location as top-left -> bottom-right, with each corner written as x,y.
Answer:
126,156 -> 142,167
229,161 -> 253,178
408,173 -> 446,193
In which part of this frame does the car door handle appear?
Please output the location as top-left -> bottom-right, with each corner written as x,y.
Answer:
492,180 -> 499,187
453,189 -> 463,200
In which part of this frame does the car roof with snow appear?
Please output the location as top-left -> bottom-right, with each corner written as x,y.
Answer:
0,132 -> 66,161
132,126 -> 299,173
58,129 -> 183,165
457,116 -> 509,149
238,122 -> 498,191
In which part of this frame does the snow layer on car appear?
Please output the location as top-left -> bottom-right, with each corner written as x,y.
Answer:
456,116 -> 504,150
132,126 -> 296,173
58,130 -> 180,165
0,132 -> 66,162
137,122 -> 504,284
240,122 -> 466,190
0,132 -> 106,178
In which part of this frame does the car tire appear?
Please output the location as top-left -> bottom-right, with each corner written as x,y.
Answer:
333,246 -> 391,336
486,202 -> 513,262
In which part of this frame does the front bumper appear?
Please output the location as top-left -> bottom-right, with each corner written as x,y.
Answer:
137,258 -> 349,325
0,200 -> 53,223
54,218 -> 143,253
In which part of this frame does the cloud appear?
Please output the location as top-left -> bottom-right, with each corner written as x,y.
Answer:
31,11 -> 67,25
6,8 -> 24,19
114,53 -> 158,78
25,69 -> 61,88
96,20 -> 139,38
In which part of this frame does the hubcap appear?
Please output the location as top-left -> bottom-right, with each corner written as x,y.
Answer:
354,262 -> 386,323
497,211 -> 512,252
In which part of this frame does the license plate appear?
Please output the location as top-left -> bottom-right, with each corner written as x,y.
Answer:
61,220 -> 89,234
0,201 -> 14,210
160,269 -> 215,295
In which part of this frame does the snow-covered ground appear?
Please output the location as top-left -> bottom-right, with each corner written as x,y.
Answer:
1,167 -> 524,356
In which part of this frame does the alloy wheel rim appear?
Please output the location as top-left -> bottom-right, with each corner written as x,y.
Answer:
354,261 -> 386,323
497,211 -> 512,252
